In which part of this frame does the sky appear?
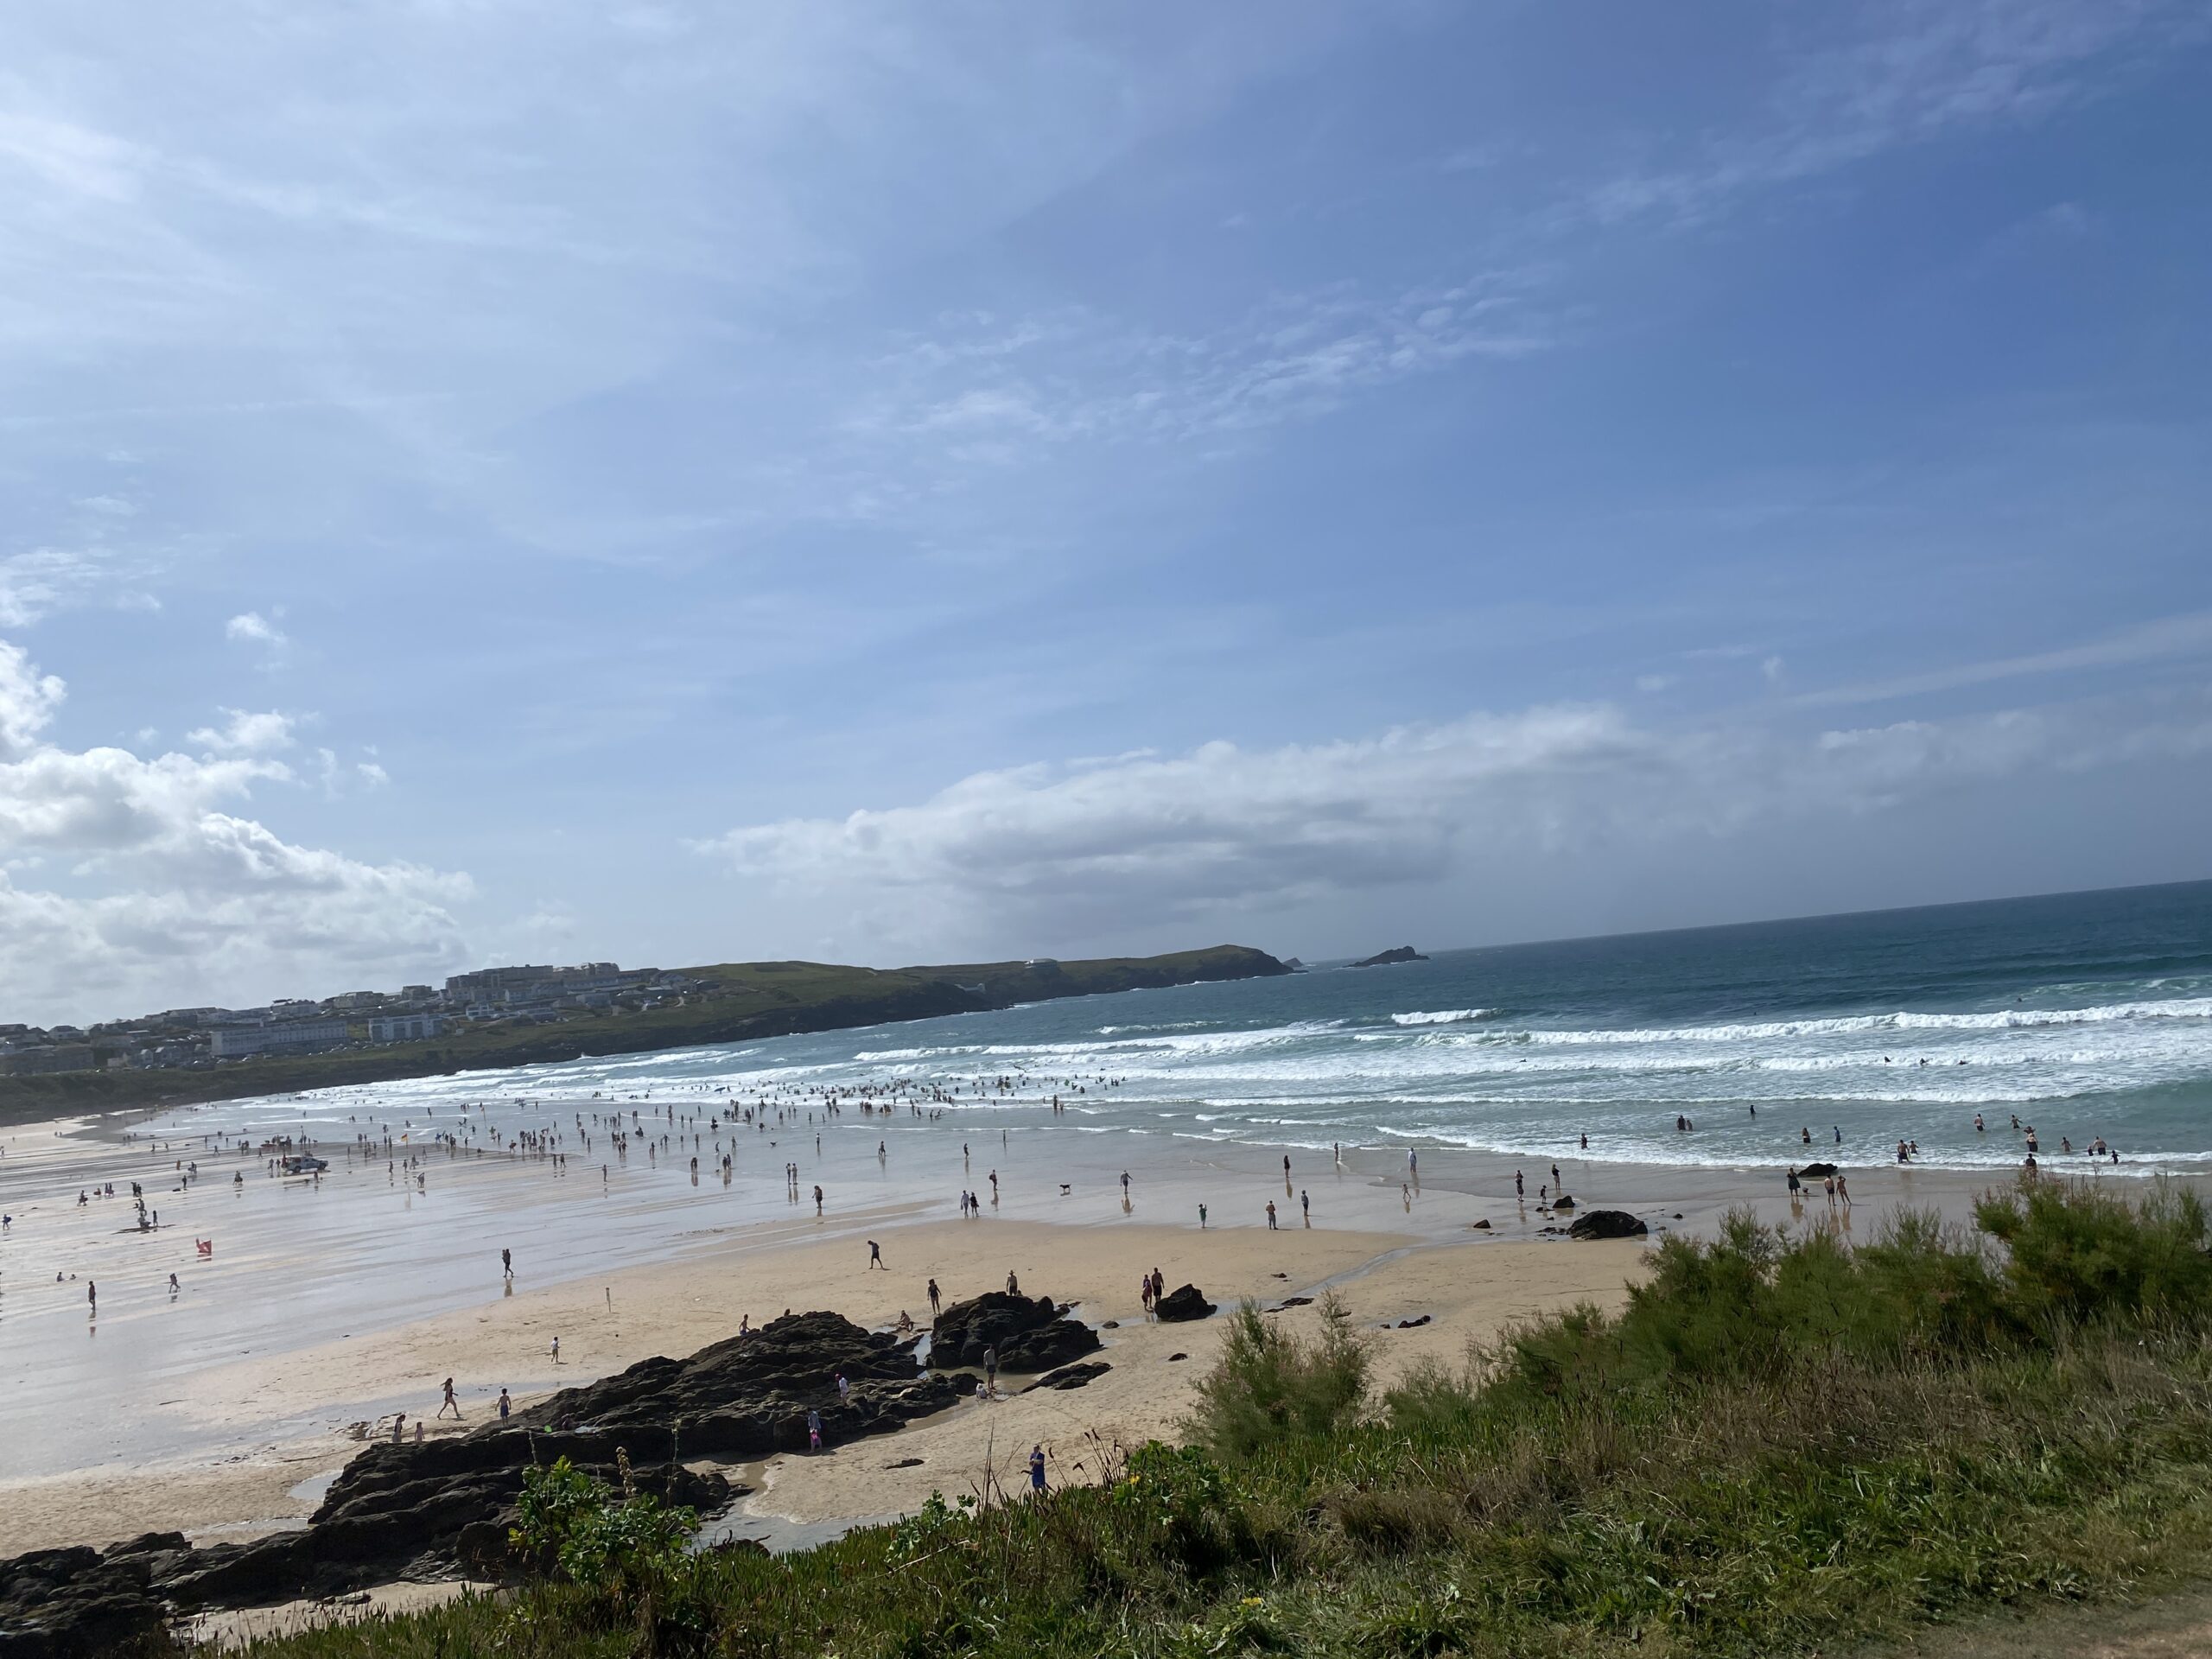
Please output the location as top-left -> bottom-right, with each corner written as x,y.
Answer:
1,1 -> 2209,1023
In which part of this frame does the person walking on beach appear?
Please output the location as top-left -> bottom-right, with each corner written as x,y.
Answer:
813,1184 -> 823,1216
1007,1270 -> 1020,1296
1121,1171 -> 1130,1199
87,1281 -> 97,1313
983,1347 -> 998,1393
1266,1199 -> 1278,1230
1300,1189 -> 1310,1224
392,1413 -> 405,1444
1515,1170 -> 1523,1198
501,1248 -> 512,1279
868,1240 -> 885,1269
1030,1445 -> 1046,1495
1823,1174 -> 1836,1208
550,1335 -> 562,1363
1198,1202 -> 1208,1229
927,1278 -> 941,1316
807,1409 -> 823,1452
498,1388 -> 511,1420
1836,1175 -> 1852,1208
439,1377 -> 461,1420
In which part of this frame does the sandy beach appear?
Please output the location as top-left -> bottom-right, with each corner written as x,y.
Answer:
0,1088 -> 2139,1560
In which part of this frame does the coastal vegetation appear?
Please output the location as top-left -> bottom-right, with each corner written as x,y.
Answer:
225,1177 -> 2212,1658
0,945 -> 1287,1127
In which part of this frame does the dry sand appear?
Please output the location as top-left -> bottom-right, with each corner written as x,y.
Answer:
0,1205 -> 1649,1554
4,1091 -> 2044,1560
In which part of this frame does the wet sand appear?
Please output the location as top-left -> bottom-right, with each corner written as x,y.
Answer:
0,1088 -> 2136,1557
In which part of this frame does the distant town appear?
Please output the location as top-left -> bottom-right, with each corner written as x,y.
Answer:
0,962 -> 705,1077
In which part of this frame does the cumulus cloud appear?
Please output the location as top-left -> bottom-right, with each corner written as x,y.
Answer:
225,610 -> 289,652
695,693 -> 2212,938
185,708 -> 298,755
0,637 -> 470,1020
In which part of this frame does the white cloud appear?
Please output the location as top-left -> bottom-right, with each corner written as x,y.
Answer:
849,274 -> 1556,462
1762,655 -> 1788,686
1576,0 -> 2191,232
225,610 -> 288,651
1794,610 -> 2212,709
0,636 -> 469,1021
0,547 -> 143,628
185,708 -> 298,755
696,690 -> 2212,939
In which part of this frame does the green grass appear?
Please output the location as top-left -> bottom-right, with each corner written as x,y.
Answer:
212,1179 -> 2212,1659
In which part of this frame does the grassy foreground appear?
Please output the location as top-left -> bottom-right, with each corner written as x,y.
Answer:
220,1179 -> 2212,1658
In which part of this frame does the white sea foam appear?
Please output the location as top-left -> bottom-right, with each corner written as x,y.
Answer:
1390,1007 -> 1499,1027
1508,998 -> 2212,1047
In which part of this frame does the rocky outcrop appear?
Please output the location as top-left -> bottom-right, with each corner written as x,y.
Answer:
1567,1210 -> 1649,1241
928,1292 -> 1099,1373
1154,1284 -> 1215,1322
1351,946 -> 1427,968
0,1537 -> 177,1659
0,1311 -> 955,1630
1024,1361 -> 1112,1392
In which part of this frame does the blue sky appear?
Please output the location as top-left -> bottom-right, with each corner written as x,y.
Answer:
2,1 -> 2209,1020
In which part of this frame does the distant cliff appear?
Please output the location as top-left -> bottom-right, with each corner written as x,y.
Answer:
0,944 -> 1293,1124
1350,946 -> 1428,967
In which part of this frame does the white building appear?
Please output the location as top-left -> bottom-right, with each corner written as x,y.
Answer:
367,1014 -> 443,1044
209,1018 -> 351,1059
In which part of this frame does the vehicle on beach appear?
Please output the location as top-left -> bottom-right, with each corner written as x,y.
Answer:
281,1154 -> 328,1175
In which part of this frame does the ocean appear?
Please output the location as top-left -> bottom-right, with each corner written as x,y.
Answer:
193,879 -> 2212,1174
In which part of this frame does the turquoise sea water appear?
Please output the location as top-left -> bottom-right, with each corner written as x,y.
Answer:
197,879 -> 2212,1174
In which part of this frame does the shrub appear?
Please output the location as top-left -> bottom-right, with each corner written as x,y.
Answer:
1185,1292 -> 1371,1459
1976,1175 -> 2212,1327
512,1455 -> 697,1611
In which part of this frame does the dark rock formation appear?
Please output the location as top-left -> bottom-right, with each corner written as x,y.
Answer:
1154,1284 -> 1215,1322
1797,1162 -> 1839,1179
1024,1361 -> 1112,1392
1471,1218 -> 1491,1230
1275,1295 -> 1313,1308
928,1292 -> 1099,1373
1551,1195 -> 1575,1210
1567,1210 -> 1649,1241
0,1311 -> 954,1629
1351,946 -> 1427,968
1166,1352 -> 1189,1362
0,1537 -> 176,1659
